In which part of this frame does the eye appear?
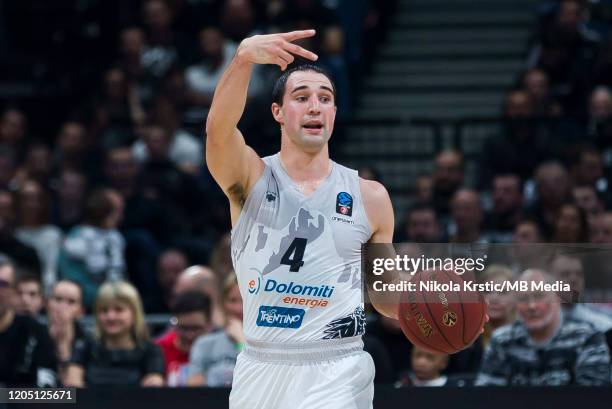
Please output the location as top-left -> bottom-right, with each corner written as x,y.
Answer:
296,96 -> 307,102
320,96 -> 331,103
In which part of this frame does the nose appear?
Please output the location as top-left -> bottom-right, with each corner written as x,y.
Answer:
307,95 -> 320,113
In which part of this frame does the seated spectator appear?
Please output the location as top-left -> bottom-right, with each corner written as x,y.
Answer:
588,87 -> 612,152
0,190 -> 41,274
476,269 -> 611,386
52,121 -> 97,179
174,265 -> 225,328
15,274 -> 44,317
551,202 -> 589,243
51,170 -> 88,233
478,90 -> 549,188
47,280 -> 87,383
15,180 -> 63,293
395,204 -> 441,243
432,150 -> 464,220
187,273 -> 242,387
64,281 -> 165,387
573,184 -> 604,219
526,161 -> 572,239
550,254 -> 612,333
133,99 -> 203,173
156,291 -> 213,386
449,189 -> 488,244
0,145 -> 18,191
155,249 -> 189,313
590,211 -> 612,243
14,141 -> 53,187
58,188 -> 126,309
480,265 -> 516,346
185,26 -> 237,109
0,108 -> 27,158
414,173 -> 434,205
521,68 -> 562,117
484,173 -> 524,243
0,255 -> 57,387
395,347 -> 450,387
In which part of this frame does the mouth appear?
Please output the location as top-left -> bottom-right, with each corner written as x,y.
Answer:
302,120 -> 324,131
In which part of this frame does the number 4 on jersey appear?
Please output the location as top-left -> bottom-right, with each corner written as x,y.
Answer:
281,237 -> 307,272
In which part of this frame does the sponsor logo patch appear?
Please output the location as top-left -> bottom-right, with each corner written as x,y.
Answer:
336,192 -> 353,216
256,306 -> 305,328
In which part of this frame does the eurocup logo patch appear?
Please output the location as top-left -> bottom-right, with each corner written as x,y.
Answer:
248,276 -> 261,295
336,192 -> 353,216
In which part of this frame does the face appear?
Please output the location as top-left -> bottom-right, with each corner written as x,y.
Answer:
144,0 -> 172,32
407,210 -> 439,242
492,176 -> 522,214
200,28 -> 223,58
98,301 -> 134,337
273,71 -> 336,152
416,175 -> 433,203
590,89 -> 612,120
525,70 -> 549,100
537,166 -> 569,205
144,127 -> 170,160
18,181 -> 45,224
121,28 -> 144,57
578,152 -> 603,184
58,123 -> 86,155
573,187 -> 601,215
174,311 -> 210,349
551,256 -> 584,302
451,191 -> 482,231
558,0 -> 582,31
48,281 -> 83,320
555,205 -> 582,242
0,110 -> 26,145
158,251 -> 188,293
484,277 -> 516,321
105,149 -> 138,187
411,348 -> 448,381
17,281 -> 43,316
224,284 -> 243,321
434,152 -> 463,191
0,265 -> 16,314
590,214 -> 612,243
505,91 -> 533,118
516,289 -> 559,332
25,145 -> 51,177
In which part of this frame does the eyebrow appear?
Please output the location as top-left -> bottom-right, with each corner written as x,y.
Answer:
290,85 -> 334,95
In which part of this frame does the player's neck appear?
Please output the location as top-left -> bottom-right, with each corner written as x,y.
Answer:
279,144 -> 331,183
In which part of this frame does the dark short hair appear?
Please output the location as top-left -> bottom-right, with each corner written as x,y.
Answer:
272,64 -> 336,105
171,291 -> 211,319
406,204 -> 438,220
16,273 -> 42,288
84,189 -> 114,227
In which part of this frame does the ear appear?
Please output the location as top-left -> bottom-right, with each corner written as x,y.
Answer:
271,103 -> 283,125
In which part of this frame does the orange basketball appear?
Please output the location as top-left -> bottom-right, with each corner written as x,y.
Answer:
397,269 -> 487,354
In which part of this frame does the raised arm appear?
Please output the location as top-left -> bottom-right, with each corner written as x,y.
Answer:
205,30 -> 318,222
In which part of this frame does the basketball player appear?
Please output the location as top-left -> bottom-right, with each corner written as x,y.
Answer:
206,29 -> 396,408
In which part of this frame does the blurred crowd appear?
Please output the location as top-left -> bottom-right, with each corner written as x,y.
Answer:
2,0 -> 612,392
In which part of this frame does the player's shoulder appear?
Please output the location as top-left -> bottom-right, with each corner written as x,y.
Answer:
359,178 -> 391,205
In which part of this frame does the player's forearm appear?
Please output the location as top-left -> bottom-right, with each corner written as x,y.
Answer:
205,52 -> 253,141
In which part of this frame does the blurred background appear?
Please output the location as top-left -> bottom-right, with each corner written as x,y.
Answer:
1,0 -> 612,402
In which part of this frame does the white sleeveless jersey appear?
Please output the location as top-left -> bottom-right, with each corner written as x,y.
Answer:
231,153 -> 372,344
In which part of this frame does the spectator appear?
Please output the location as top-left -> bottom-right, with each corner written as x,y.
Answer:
476,269 -> 611,386
527,161 -> 572,239
449,189 -> 488,244
133,99 -> 203,173
15,179 -> 63,293
185,27 -> 238,109
116,27 -> 156,109
480,265 -> 516,346
187,273 -> 243,387
156,291 -> 213,386
0,190 -> 41,274
51,169 -> 88,232
209,232 -> 234,279
432,150 -> 464,220
588,86 -> 612,150
551,202 -> 589,243
0,145 -> 18,191
65,281 -> 165,387
14,141 -> 52,187
521,68 -> 562,117
484,174 -> 525,243
156,249 -> 189,313
357,165 -> 382,182
58,188 -> 126,309
479,90 -> 548,187
174,265 -> 225,328
590,211 -> 612,243
573,184 -> 604,218
15,274 -> 44,317
219,0 -> 257,43
319,25 -> 351,120
395,347 -> 450,387
396,204 -> 441,243
0,108 -> 27,157
366,313 -> 414,381
571,146 -> 606,189
414,173 -> 434,205
549,254 -> 612,333
0,255 -> 57,387
52,121 -> 95,178
46,280 -> 87,383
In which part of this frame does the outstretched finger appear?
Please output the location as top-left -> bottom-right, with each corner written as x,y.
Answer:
280,29 -> 316,42
283,42 -> 318,61
278,49 -> 295,65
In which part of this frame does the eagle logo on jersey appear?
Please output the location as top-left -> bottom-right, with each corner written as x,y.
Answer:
322,306 -> 366,339
336,192 -> 353,216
